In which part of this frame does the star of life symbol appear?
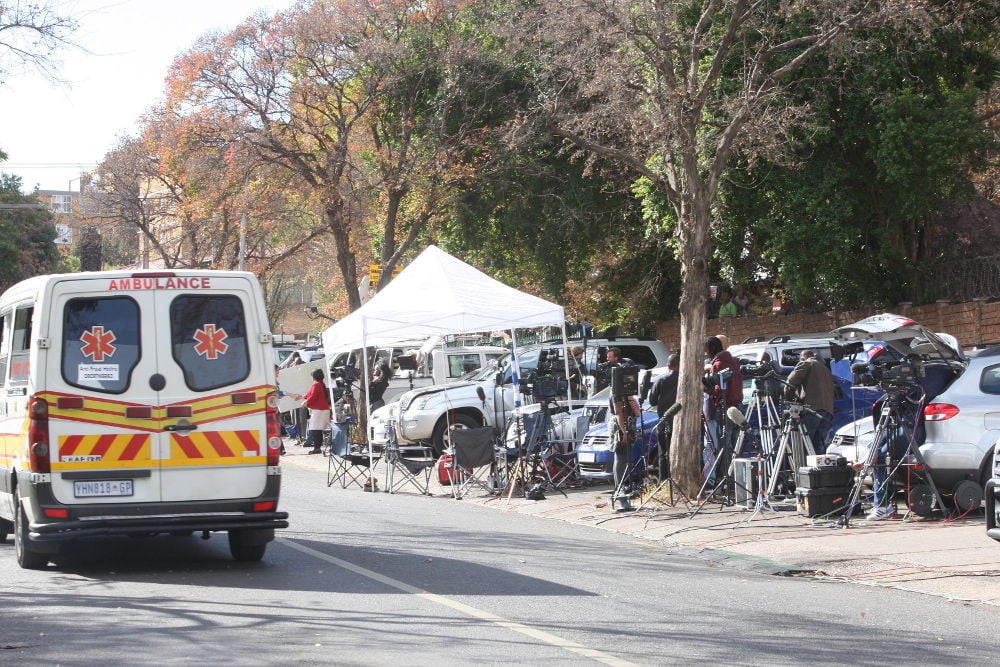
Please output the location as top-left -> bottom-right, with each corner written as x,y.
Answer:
80,326 -> 117,362
193,324 -> 229,360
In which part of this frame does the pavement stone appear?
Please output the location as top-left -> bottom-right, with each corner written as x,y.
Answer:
281,440 -> 1000,606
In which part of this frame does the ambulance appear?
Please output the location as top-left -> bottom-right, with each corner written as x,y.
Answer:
0,270 -> 288,568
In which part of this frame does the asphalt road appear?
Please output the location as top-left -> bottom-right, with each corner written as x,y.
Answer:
1,463 -> 998,665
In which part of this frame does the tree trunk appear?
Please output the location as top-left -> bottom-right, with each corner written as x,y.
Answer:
323,200 -> 361,312
669,197 -> 712,499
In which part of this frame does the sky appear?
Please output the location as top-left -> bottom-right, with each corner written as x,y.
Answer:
0,0 -> 294,193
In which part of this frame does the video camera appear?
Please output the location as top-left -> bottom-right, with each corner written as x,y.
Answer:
852,358 -> 919,388
610,363 -> 639,401
702,366 -> 733,390
740,359 -> 776,379
331,363 -> 361,386
533,373 -> 568,400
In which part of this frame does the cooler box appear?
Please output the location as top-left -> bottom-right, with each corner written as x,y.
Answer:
796,487 -> 852,518
437,454 -> 469,486
795,463 -> 854,490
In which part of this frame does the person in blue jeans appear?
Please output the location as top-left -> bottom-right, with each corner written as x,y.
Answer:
867,384 -> 923,520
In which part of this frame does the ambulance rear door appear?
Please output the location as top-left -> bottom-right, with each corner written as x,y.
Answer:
45,273 -> 270,506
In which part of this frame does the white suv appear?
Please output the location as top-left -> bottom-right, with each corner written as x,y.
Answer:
383,338 -> 671,454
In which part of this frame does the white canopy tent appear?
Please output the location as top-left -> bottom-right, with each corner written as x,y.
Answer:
320,245 -> 570,448
321,245 -> 565,353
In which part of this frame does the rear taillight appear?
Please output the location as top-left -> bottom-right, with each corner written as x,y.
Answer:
27,396 -> 51,473
265,392 -> 282,465
924,403 -> 959,421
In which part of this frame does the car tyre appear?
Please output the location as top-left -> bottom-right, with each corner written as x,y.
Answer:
229,530 -> 267,562
14,491 -> 49,570
431,413 -> 479,456
0,518 -> 11,543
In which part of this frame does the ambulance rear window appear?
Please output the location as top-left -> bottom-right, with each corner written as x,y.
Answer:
62,297 -> 140,393
170,295 -> 250,391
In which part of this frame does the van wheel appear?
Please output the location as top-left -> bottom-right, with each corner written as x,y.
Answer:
228,530 -> 267,562
0,518 -> 11,543
432,414 -> 479,456
14,492 -> 49,570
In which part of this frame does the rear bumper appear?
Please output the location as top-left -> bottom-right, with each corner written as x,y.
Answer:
29,511 -> 288,541
22,473 -> 288,542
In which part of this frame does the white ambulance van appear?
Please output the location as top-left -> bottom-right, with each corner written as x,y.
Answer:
0,270 -> 288,568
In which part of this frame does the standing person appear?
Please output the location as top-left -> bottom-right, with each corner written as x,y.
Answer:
285,351 -> 309,443
568,345 -> 588,399
275,366 -> 302,456
732,285 -> 751,316
703,336 -> 743,490
648,353 -> 680,480
605,347 -> 638,511
368,349 -> 392,410
784,349 -> 835,453
302,368 -> 331,454
717,289 -> 738,318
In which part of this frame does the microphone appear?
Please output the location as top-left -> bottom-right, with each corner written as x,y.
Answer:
655,402 -> 682,430
727,405 -> 749,431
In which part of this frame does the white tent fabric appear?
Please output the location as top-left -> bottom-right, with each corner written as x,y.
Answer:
321,245 -> 565,352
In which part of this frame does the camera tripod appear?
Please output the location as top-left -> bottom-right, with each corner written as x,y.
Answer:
636,403 -> 690,510
765,402 -> 816,499
839,385 -> 948,527
689,410 -> 751,518
504,398 -> 569,501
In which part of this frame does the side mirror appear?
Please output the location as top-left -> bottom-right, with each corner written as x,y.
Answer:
495,371 -> 503,387
476,386 -> 486,402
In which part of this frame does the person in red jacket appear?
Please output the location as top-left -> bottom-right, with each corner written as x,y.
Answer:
302,368 -> 331,454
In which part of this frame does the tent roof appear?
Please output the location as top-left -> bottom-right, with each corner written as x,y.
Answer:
321,245 -> 564,352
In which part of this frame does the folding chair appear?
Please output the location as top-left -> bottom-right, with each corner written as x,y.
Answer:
327,423 -> 381,490
540,444 -> 580,490
383,422 -> 436,495
449,427 -> 500,499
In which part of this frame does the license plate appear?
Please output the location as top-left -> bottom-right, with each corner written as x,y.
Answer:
577,452 -> 595,463
74,479 -> 134,498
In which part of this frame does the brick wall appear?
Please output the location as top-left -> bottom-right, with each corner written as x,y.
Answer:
654,300 -> 1000,353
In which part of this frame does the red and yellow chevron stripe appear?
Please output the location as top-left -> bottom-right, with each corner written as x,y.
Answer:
52,433 -> 152,471
167,430 -> 263,467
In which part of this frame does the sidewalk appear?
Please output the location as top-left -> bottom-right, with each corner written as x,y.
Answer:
282,442 -> 1000,606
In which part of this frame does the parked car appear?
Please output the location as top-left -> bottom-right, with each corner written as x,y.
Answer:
574,388 -> 660,483
391,337 -> 671,454
825,314 -> 978,505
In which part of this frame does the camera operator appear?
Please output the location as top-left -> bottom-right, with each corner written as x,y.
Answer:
783,349 -> 835,453
648,353 -> 679,479
861,353 -> 926,520
703,336 -> 743,489
568,345 -> 588,399
606,348 -> 640,511
368,348 -> 392,410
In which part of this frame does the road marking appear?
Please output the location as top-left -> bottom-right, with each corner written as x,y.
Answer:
282,539 -> 638,667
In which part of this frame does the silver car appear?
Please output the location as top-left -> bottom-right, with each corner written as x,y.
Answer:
829,346 -> 1000,505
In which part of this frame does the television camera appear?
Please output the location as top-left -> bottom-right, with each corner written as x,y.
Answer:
525,347 -> 570,399
851,357 -> 920,389
702,366 -> 733,390
331,362 -> 361,387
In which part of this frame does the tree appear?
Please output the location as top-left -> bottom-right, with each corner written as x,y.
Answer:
511,0 -> 937,496
713,7 -> 999,309
0,171 -> 60,289
0,1 -> 79,84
